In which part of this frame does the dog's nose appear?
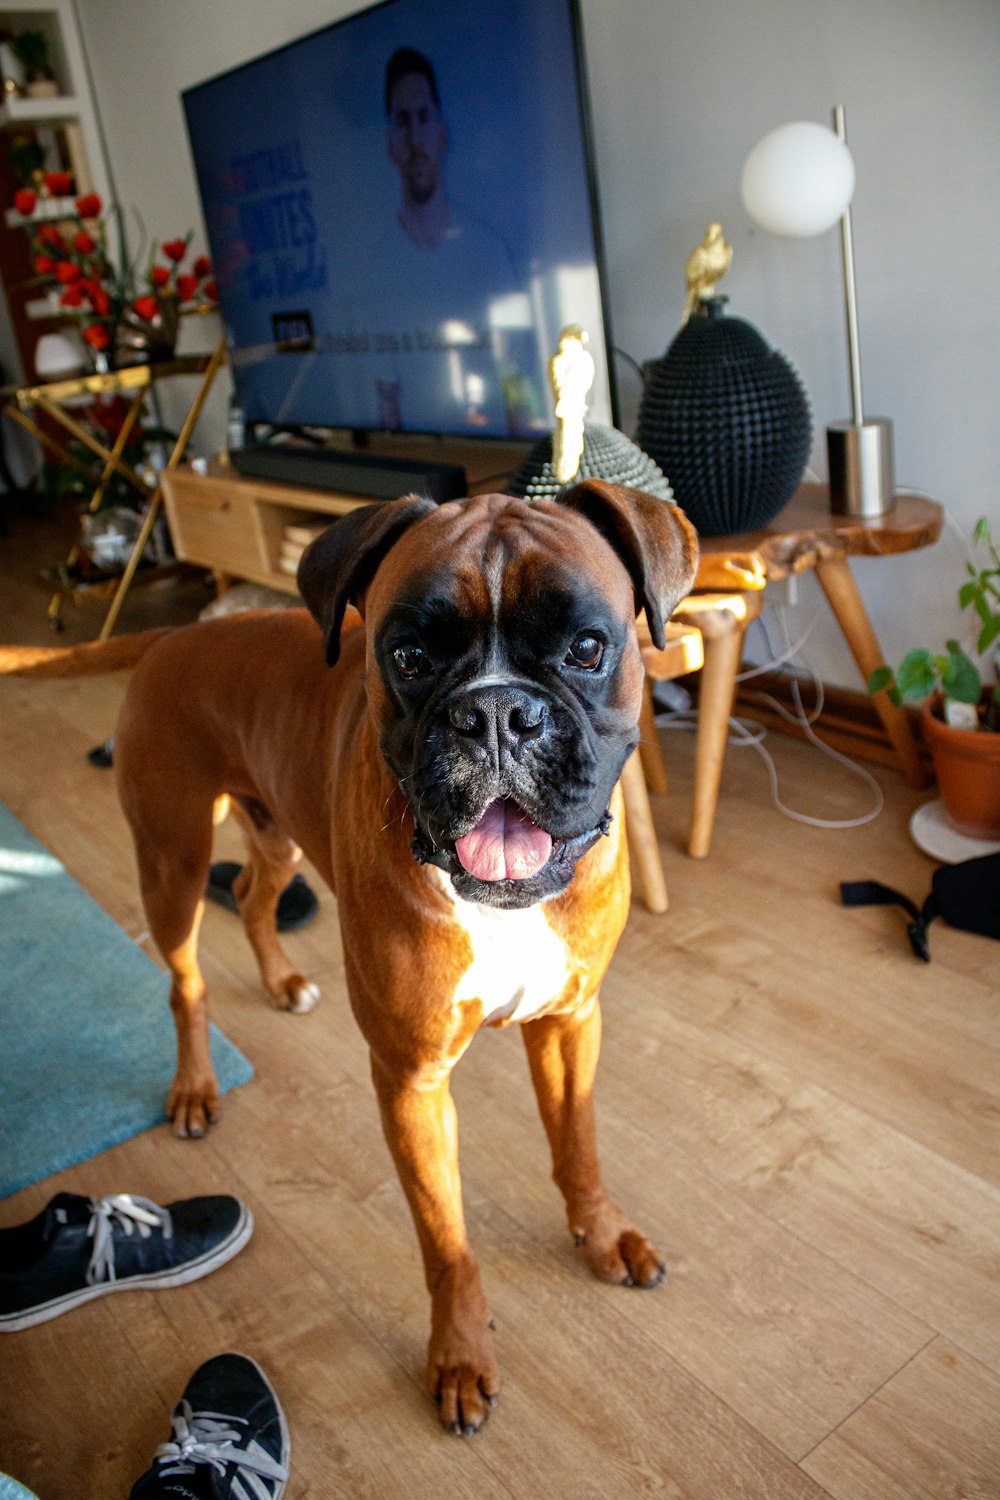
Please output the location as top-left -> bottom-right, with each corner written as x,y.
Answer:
448,684 -> 547,754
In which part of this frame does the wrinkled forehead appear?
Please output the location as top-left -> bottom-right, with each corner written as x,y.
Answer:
364,495 -> 636,629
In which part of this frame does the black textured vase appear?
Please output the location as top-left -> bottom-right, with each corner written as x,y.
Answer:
507,421 -> 674,503
635,297 -> 812,535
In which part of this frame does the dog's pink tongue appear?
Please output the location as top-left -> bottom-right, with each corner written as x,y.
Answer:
454,800 -> 553,882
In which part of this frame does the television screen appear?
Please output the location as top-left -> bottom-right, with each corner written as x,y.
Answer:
182,0 -> 615,443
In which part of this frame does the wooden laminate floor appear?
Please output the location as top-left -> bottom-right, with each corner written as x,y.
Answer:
0,502 -> 998,1498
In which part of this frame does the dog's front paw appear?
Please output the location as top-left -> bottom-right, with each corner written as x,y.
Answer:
431,1353 -> 499,1437
427,1266 -> 500,1436
572,1205 -> 667,1288
166,1071 -> 220,1139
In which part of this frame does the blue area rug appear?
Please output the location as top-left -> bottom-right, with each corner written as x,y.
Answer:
0,1474 -> 38,1500
0,803 -> 253,1199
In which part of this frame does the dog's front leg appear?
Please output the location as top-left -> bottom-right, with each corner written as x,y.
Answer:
522,1000 -> 666,1288
370,1053 -> 499,1436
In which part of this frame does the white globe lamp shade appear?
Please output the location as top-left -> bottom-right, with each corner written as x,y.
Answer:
740,121 -> 855,238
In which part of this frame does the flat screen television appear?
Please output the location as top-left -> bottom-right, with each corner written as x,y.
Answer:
181,0 -> 615,447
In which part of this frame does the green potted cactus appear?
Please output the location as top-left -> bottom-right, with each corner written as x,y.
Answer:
869,516 -> 1000,838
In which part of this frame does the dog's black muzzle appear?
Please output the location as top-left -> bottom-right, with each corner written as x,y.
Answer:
395,677 -> 626,909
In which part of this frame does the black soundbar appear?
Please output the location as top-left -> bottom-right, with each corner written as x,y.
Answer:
230,443 -> 467,502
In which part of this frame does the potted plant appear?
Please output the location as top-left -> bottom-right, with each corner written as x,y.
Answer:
869,516 -> 1000,838
11,29 -> 58,97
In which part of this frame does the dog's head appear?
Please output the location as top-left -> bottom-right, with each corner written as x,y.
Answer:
299,482 -> 698,908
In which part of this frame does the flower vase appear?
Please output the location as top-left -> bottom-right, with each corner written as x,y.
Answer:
112,296 -> 179,369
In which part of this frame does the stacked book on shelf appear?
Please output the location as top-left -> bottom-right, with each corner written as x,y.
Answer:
278,520 -> 329,577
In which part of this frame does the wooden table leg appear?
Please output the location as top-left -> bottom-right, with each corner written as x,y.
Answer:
814,555 -> 931,788
688,616 -> 747,858
638,682 -> 668,795
620,749 -> 668,913
671,591 -> 761,860
100,337 -> 227,639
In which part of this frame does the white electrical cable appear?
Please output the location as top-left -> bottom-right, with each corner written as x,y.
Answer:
735,607 -> 821,684
654,598 -> 884,829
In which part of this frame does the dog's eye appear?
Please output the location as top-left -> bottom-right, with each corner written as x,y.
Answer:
564,634 -> 604,670
392,643 -> 432,680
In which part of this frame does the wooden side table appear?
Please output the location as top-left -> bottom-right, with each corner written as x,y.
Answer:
678,484 -> 944,855
3,339 -> 226,637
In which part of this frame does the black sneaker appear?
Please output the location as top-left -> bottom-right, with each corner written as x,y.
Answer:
129,1353 -> 289,1500
0,1192 -> 252,1333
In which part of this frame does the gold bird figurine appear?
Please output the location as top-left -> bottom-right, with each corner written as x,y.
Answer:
681,221 -> 733,324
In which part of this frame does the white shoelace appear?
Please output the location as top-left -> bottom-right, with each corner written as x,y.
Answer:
155,1399 -> 289,1484
84,1193 -> 173,1286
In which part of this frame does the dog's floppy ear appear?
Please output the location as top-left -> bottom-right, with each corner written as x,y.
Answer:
298,493 -> 438,665
556,480 -> 699,648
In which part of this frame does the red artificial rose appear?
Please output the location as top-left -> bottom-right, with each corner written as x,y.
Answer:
37,225 -> 63,248
75,193 -> 102,218
82,323 -> 109,350
60,285 -> 84,307
133,295 -> 159,321
204,280 -> 219,302
161,238 -> 187,263
150,264 -> 170,287
193,255 -> 211,279
176,274 -> 199,302
54,261 -> 82,284
34,254 -> 54,275
44,172 -> 72,197
14,188 -> 37,216
73,231 -> 95,255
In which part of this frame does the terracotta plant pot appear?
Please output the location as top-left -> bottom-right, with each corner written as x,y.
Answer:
921,692 -> 1000,838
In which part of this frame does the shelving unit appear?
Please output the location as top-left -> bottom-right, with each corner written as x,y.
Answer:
0,3 -> 111,202
0,1 -> 112,393
0,92 -> 82,127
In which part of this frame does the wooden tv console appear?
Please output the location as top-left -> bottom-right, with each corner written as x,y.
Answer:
161,440 -> 531,596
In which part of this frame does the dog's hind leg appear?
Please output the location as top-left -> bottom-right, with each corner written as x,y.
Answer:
123,793 -> 220,1139
227,797 -> 320,1015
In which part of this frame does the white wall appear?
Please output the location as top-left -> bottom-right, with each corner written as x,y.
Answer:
73,0 -> 1000,689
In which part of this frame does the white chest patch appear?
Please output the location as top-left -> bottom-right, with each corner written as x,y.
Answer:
432,870 -> 574,1026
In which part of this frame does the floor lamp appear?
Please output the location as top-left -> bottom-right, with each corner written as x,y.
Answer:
740,109 -> 895,517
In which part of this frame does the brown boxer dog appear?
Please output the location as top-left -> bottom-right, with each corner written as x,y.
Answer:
1,480 -> 697,1434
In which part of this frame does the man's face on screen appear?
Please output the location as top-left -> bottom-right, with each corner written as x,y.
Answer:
387,71 -> 447,205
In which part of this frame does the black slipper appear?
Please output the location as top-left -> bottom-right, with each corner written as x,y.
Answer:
87,737 -> 115,768
205,860 -> 320,932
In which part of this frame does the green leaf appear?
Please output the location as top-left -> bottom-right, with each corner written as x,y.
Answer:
867,665 -> 895,696
978,615 -> 1000,653
958,581 -> 978,609
895,649 -> 937,701
973,516 -> 991,545
940,643 -> 982,705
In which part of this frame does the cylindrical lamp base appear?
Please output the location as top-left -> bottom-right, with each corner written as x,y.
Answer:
827,418 -> 895,517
